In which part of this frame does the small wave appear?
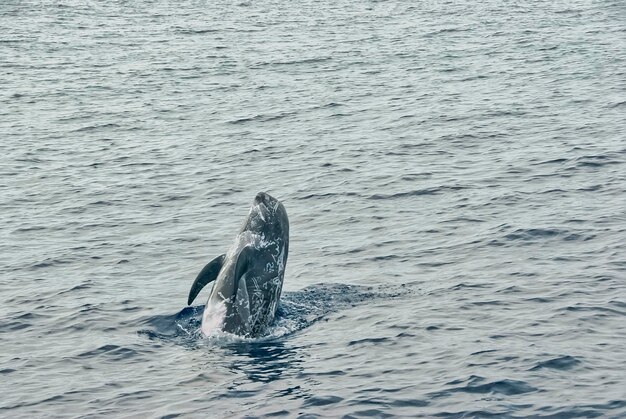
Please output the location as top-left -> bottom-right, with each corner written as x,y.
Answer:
577,184 -> 602,192
175,28 -> 220,35
227,111 -> 298,125
368,185 -> 465,200
12,225 -> 47,233
77,344 -> 139,360
530,355 -> 581,371
316,102 -> 343,109
503,228 -> 570,241
435,376 -> 537,397
30,258 -> 73,269
0,320 -> 31,332
561,304 -> 626,316
296,191 -> 359,200
572,153 -> 623,169
56,282 -> 93,296
607,100 -> 626,108
72,123 -> 120,132
369,187 -> 439,199
348,337 -> 389,346
255,57 -> 332,67
470,349 -> 497,356
535,157 -> 569,165
303,395 -> 343,407
424,27 -> 471,37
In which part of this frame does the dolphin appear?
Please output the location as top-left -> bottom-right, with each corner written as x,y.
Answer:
187,192 -> 289,337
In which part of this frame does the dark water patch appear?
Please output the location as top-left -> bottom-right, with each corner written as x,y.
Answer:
227,111 -> 298,125
264,57 -> 333,67
525,297 -> 553,303
572,154 -> 623,169
449,282 -> 492,291
609,300 -> 626,309
299,369 -> 347,378
368,187 -> 435,199
0,321 -> 31,332
174,27 -> 221,34
431,409 -> 514,418
535,157 -> 569,165
424,27 -> 472,37
538,188 -> 567,194
561,304 -> 626,316
296,191 -> 360,200
490,334 -> 509,340
436,377 -> 537,397
13,312 -> 43,321
469,300 -> 505,307
224,340 -> 305,384
577,184 -> 603,192
72,123 -> 120,132
534,406 -> 607,418
118,161 -> 160,168
303,395 -> 343,407
530,355 -> 581,371
12,225 -> 48,233
442,216 -> 484,224
503,228 -> 576,241
368,185 -> 465,200
344,408 -> 394,417
470,349 -> 497,356
348,337 -> 389,346
30,258 -> 74,269
607,100 -> 626,108
77,344 -> 140,360
497,285 -> 526,293
56,282 -> 93,295
389,399 -> 429,408
366,254 -> 408,262
253,410 -> 291,417
577,161 -> 605,168
564,233 -> 594,241
313,101 -> 343,110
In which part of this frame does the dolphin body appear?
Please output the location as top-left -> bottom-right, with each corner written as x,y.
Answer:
187,192 -> 289,337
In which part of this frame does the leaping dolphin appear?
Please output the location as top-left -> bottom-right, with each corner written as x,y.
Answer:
187,192 -> 289,337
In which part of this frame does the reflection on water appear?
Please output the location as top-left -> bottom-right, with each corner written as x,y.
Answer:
227,339 -> 303,383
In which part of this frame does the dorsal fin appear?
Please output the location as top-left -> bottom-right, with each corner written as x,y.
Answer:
187,254 -> 225,305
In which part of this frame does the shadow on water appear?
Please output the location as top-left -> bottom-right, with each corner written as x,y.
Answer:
212,337 -> 313,410
225,339 -> 303,383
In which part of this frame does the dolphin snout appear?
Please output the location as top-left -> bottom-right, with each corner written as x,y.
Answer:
254,191 -> 271,204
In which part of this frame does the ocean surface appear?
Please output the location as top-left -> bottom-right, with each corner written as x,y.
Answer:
1,0 -> 625,417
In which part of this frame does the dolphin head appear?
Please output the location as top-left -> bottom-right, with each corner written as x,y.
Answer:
243,192 -> 289,242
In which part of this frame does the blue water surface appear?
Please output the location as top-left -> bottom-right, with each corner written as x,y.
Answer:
1,0 -> 625,417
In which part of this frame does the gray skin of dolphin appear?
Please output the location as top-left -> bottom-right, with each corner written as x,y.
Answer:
187,192 -> 289,337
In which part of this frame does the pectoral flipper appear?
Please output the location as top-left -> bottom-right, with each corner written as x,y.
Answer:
187,254 -> 225,305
